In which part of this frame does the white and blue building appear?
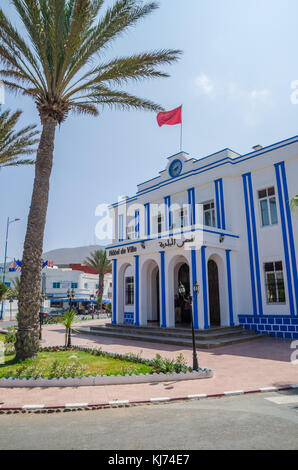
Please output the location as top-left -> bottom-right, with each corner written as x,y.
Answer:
106,135 -> 298,339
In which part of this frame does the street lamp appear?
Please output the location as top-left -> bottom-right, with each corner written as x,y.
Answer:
39,292 -> 47,341
178,281 -> 199,372
67,288 -> 75,310
9,297 -> 13,322
1,217 -> 21,319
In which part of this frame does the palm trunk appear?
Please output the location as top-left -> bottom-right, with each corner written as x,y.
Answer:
16,116 -> 57,360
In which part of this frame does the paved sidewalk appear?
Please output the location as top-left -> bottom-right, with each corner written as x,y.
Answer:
0,321 -> 297,408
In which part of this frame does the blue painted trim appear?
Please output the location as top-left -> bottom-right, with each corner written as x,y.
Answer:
134,255 -> 140,326
214,180 -> 222,229
187,188 -> 196,226
112,259 -> 117,324
242,174 -> 258,315
247,173 -> 263,316
201,247 -> 210,329
219,179 -> 226,230
191,248 -> 199,329
110,136 -> 298,208
118,214 -> 124,242
226,250 -> 234,326
160,251 -> 167,328
135,210 -> 140,239
275,163 -> 295,315
164,196 -> 172,231
144,203 -> 150,236
107,226 -> 239,251
280,162 -> 298,316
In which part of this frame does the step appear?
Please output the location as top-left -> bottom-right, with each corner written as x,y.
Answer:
76,326 -> 264,349
90,324 -> 255,341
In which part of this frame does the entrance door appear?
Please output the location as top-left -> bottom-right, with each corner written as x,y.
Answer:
208,260 -> 220,326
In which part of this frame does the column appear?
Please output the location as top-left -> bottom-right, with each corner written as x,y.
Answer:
112,259 -> 117,324
201,246 -> 210,329
134,255 -> 140,326
191,247 -> 199,330
159,251 -> 167,328
226,250 -> 235,327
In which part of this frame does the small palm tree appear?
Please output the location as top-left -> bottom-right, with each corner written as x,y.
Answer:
290,196 -> 298,214
0,109 -> 39,168
10,277 -> 21,299
85,250 -> 111,313
0,0 -> 180,360
62,309 -> 77,348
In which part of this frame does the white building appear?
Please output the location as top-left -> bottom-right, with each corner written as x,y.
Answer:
3,266 -> 112,311
107,135 -> 298,339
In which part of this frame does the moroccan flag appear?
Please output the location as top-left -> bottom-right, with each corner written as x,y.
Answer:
157,105 -> 182,127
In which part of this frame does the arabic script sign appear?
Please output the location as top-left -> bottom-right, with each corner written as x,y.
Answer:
159,237 -> 195,249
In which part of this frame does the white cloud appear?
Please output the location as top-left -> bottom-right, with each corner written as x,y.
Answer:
195,74 -> 214,95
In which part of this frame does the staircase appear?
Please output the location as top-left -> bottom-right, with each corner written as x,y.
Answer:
76,323 -> 264,349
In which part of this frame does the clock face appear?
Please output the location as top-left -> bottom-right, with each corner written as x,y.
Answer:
169,159 -> 183,178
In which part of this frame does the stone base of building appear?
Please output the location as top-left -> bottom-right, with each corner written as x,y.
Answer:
239,315 -> 298,339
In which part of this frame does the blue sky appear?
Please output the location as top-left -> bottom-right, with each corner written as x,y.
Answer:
1,0 -> 298,262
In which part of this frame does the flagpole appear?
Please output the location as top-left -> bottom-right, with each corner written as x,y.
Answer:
180,105 -> 183,152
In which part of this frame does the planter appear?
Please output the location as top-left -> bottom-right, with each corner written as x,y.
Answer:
0,345 -> 214,388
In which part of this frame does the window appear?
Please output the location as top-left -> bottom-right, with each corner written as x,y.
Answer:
125,276 -> 134,305
264,261 -> 285,304
84,283 -> 88,289
203,201 -> 216,227
53,282 -> 61,289
179,208 -> 187,229
157,213 -> 163,235
71,282 -> 78,289
258,187 -> 278,227
126,225 -> 134,240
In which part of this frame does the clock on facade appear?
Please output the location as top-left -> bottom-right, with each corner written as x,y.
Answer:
169,159 -> 183,178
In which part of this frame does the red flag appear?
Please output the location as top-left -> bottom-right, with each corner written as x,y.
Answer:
157,105 -> 182,127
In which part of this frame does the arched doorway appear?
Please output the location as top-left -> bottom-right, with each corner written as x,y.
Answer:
177,263 -> 191,325
208,259 -> 221,326
141,259 -> 160,325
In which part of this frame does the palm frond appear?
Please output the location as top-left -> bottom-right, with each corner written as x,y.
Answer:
0,109 -> 39,168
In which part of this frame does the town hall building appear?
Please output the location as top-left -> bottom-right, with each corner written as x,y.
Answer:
106,135 -> 298,339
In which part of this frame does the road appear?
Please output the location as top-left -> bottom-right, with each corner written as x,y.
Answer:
0,391 -> 297,450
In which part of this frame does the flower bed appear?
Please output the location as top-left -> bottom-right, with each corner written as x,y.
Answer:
0,346 -> 213,388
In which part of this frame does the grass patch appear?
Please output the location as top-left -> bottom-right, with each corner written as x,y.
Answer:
0,348 -> 153,379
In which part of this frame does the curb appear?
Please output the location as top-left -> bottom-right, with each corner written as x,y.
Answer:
0,384 -> 297,414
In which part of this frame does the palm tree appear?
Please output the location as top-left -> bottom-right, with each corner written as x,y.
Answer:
0,109 -> 39,168
10,277 -> 21,299
85,249 -> 111,313
0,0 -> 180,360
290,196 -> 298,214
61,309 -> 77,347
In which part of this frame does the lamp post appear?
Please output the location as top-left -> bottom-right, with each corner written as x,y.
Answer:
1,217 -> 21,320
178,281 -> 199,372
67,288 -> 75,310
9,297 -> 13,322
39,293 -> 47,341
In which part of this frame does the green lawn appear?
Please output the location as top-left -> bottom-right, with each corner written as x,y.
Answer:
0,349 -> 153,379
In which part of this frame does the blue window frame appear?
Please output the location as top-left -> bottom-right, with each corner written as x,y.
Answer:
53,282 -> 61,289
71,283 -> 78,289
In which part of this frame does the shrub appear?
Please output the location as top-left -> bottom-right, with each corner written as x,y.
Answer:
5,327 -> 17,345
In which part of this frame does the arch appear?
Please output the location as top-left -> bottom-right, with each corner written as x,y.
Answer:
141,258 -> 160,326
118,261 -> 134,325
168,254 -> 191,327
207,252 -> 229,327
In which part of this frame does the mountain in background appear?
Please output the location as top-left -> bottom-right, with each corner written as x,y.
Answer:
43,245 -> 105,266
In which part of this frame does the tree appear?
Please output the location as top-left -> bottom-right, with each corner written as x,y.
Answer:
0,0 -> 180,360
8,277 -> 21,299
290,196 -> 298,214
0,281 -> 8,302
0,109 -> 39,168
85,249 -> 111,313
